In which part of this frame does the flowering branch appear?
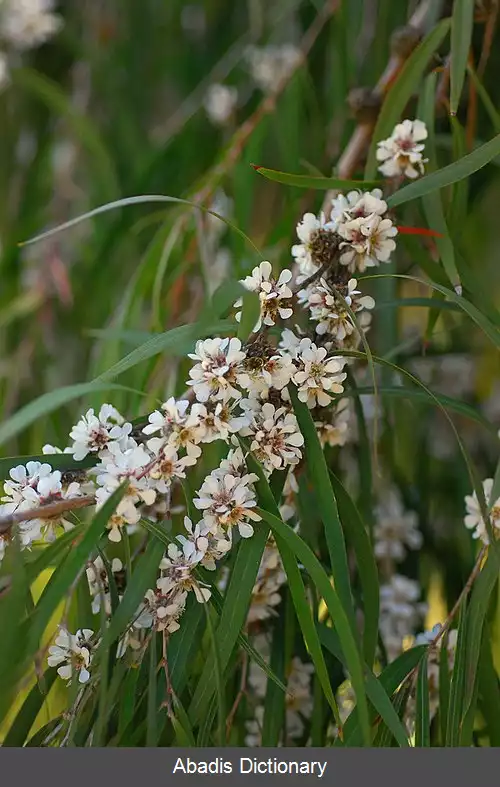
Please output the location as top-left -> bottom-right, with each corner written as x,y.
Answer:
0,495 -> 96,535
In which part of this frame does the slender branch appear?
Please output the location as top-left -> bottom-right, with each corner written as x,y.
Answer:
321,0 -> 433,213
0,495 -> 96,534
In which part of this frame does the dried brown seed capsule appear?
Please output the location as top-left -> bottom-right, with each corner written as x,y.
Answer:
390,25 -> 422,58
347,87 -> 381,124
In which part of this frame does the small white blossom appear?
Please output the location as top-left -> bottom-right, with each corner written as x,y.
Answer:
239,401 -> 304,472
47,627 -> 94,684
204,83 -> 238,126
464,478 -> 500,544
330,188 -> 388,232
237,347 -> 295,397
246,44 -> 300,93
291,212 -> 337,281
302,277 -> 375,340
187,337 -> 245,403
314,397 -> 352,448
247,537 -> 287,623
86,557 -> 124,615
235,261 -> 293,331
380,575 -> 427,661
338,214 -> 398,273
157,542 -> 211,604
376,119 -> 428,180
374,489 -> 422,562
1,0 -> 62,51
194,469 -> 261,539
293,338 -> 347,409
142,588 -> 187,633
69,404 -> 131,461
146,442 -> 196,493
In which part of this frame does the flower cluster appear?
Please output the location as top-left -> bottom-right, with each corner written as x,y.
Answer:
464,478 -> 500,544
47,627 -> 95,685
204,83 -> 238,127
246,44 -> 300,94
0,0 -> 62,89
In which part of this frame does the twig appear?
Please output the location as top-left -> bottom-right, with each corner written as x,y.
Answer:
226,650 -> 248,740
321,0 -> 433,214
0,495 -> 96,534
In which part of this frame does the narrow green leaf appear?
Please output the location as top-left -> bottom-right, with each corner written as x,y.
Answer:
27,485 -> 126,650
289,387 -> 357,638
0,383 -> 133,448
93,320 -> 236,383
329,470 -> 379,666
450,0 -> 475,115
446,603 -> 468,745
172,694 -> 197,747
257,508 -> 371,745
202,603 -> 226,747
415,652 -> 431,747
98,535 -> 165,650
388,132 -> 500,208
2,669 -> 58,746
418,72 -> 460,290
261,612 -> 286,746
365,19 -> 451,178
478,630 -> 500,746
252,165 -> 381,190
188,527 -> 268,724
146,635 -> 158,746
236,291 -> 261,341
439,631 -> 451,745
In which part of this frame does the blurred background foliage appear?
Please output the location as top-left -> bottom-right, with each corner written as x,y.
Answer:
1,0 -> 500,745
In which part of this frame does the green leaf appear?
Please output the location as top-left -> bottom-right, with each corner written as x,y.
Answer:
261,611 -> 286,746
0,382 -> 134,448
289,387 -> 357,638
251,165 -> 381,190
236,290 -> 261,341
418,72 -> 460,290
172,694 -> 197,747
188,527 -> 269,725
0,454 -> 98,478
146,635 -> 158,746
461,553 -> 499,723
99,536 -> 165,650
415,652 -> 431,747
478,630 -> 500,746
318,624 -> 416,747
329,470 -> 379,666
365,19 -> 451,179
2,670 -> 58,746
257,507 -> 371,745
388,132 -> 500,208
26,525 -> 86,582
450,0 -> 475,115
93,320 -> 236,383
439,631 -> 451,745
202,603 -> 226,747
446,603 -> 468,746
27,485 -> 127,651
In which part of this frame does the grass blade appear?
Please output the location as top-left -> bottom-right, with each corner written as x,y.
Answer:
415,652 -> 431,747
450,0 -> 475,115
252,165 -> 381,190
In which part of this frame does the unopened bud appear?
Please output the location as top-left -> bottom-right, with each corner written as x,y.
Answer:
347,87 -> 381,124
390,25 -> 422,58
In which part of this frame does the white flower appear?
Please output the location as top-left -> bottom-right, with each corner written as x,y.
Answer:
47,627 -> 94,684
330,188 -> 387,231
193,470 -> 261,539
189,401 -> 248,443
376,119 -> 428,180
247,538 -> 286,623
187,337 -> 245,403
204,83 -> 238,126
1,0 -> 62,51
464,478 -> 500,544
314,397 -> 352,448
0,461 -> 83,545
144,398 -> 203,459
178,515 -> 232,571
374,489 -> 422,562
293,338 -> 346,409
280,470 -> 299,522
379,575 -> 427,661
235,261 -> 293,331
146,442 -> 196,493
303,277 -> 375,340
239,401 -> 304,472
237,345 -> 295,397
86,557 -> 124,615
143,588 -> 187,633
339,214 -> 398,273
279,328 -> 304,358
157,542 -> 211,604
292,212 -> 338,281
246,43 -> 300,93
69,404 -> 131,461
